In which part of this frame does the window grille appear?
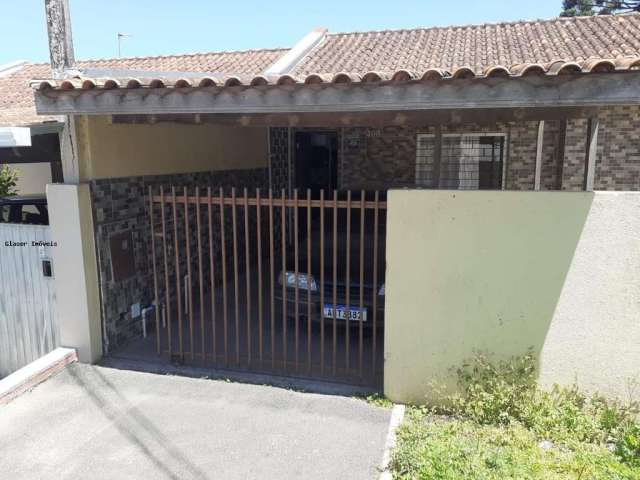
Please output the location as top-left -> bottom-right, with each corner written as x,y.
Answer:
416,133 -> 505,189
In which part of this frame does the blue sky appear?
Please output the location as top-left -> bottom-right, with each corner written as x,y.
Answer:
1,0 -> 563,65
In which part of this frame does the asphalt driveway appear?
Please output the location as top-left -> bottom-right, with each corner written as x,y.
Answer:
0,363 -> 391,479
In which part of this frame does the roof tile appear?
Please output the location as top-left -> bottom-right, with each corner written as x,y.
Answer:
0,48 -> 286,126
5,14 -> 640,125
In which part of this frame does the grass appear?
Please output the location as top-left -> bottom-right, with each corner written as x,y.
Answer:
357,392 -> 394,409
390,352 -> 640,479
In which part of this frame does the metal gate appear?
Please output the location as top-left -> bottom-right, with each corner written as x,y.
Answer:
148,187 -> 386,387
0,224 -> 58,377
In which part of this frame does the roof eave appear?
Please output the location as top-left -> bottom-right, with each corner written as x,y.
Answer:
33,71 -> 640,117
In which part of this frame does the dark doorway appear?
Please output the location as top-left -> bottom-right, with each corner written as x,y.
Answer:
294,131 -> 338,194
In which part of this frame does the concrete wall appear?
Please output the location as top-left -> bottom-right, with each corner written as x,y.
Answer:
13,162 -> 52,194
76,116 -> 268,181
46,183 -> 102,363
384,190 -> 640,404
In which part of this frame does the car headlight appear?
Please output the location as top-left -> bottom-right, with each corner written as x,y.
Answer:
280,271 -> 318,291
378,284 -> 385,296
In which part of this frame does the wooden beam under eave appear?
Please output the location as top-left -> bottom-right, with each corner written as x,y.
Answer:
584,117 -> 599,191
110,107 -> 603,129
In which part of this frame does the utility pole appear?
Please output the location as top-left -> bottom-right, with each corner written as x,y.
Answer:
44,0 -> 75,79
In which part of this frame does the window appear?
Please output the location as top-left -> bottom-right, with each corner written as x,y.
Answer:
416,133 -> 505,190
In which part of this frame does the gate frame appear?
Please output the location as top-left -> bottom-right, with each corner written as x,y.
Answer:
148,186 -> 387,387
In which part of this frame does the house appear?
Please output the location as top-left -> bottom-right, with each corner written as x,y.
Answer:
0,61 -> 63,195
23,3 -> 640,402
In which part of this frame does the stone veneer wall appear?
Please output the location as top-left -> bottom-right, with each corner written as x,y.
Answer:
269,127 -> 290,192
91,168 -> 268,351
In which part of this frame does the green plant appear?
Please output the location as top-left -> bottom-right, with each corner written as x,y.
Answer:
0,165 -> 19,196
357,393 -> 394,408
431,352 -> 640,467
617,423 -> 640,468
392,410 -> 639,479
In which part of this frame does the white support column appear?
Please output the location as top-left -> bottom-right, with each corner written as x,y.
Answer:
58,116 -> 80,183
534,120 -> 545,191
584,118 -> 599,191
46,183 -> 102,363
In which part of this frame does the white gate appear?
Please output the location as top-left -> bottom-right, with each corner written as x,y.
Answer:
0,224 -> 58,377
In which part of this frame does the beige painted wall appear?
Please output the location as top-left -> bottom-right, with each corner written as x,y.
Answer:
46,183 -> 102,363
384,190 -> 640,404
75,116 -> 267,181
13,162 -> 52,195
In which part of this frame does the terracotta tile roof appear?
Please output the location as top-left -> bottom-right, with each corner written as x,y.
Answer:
0,63 -> 54,126
291,14 -> 640,76
12,14 -> 640,123
0,48 -> 286,126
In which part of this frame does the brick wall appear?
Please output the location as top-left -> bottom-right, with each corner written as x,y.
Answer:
315,106 -> 640,193
339,123 -> 539,191
595,106 -> 640,191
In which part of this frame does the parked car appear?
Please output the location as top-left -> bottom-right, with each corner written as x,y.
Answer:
276,201 -> 386,328
0,195 -> 49,225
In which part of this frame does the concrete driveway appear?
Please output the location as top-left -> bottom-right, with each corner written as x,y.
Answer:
0,363 -> 391,479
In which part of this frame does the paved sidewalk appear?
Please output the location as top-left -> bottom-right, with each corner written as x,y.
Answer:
0,363 -> 391,479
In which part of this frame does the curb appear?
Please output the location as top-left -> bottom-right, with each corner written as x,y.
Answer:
0,348 -> 77,405
379,403 -> 406,479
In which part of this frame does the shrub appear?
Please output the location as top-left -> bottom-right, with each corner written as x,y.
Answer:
616,423 -> 640,468
0,165 -> 19,196
432,351 -> 640,467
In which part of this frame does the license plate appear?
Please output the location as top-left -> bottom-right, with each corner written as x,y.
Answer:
323,305 -> 367,321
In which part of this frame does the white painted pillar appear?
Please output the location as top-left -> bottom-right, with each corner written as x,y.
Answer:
46,183 -> 102,363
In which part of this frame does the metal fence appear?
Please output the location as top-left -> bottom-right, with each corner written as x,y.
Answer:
148,187 -> 387,387
0,224 -> 58,378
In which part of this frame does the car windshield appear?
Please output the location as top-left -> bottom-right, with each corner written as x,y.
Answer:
288,207 -> 386,287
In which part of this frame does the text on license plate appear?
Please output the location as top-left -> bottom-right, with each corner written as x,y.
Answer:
323,305 -> 367,321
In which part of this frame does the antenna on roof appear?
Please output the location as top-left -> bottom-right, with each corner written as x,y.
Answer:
117,33 -> 133,58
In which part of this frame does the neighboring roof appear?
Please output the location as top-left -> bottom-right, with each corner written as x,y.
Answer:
0,63 -> 55,126
0,48 -> 286,126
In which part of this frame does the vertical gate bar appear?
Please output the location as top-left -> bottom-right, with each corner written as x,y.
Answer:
359,190 -> 365,377
293,189 -> 299,370
256,188 -> 264,364
268,189 -> 275,369
196,187 -> 205,360
372,190 -> 380,379
207,187 -> 217,363
243,188 -> 252,366
319,189 -> 325,375
172,187 -> 183,358
231,187 -> 240,365
219,187 -> 229,365
160,186 -> 172,355
184,186 -> 194,361
345,190 -> 351,372
281,188 -> 287,369
306,189 -> 312,373
332,189 -> 338,375
148,186 -> 161,354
